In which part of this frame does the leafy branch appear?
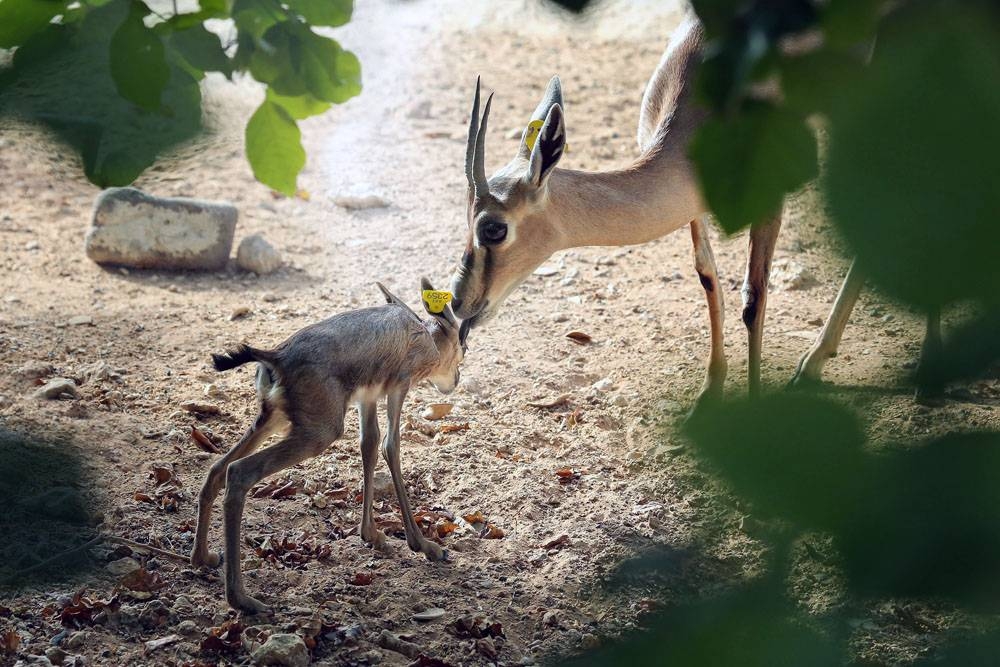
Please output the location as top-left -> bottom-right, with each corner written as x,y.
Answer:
0,0 -> 360,194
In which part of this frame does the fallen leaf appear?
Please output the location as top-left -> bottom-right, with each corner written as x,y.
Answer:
191,426 -> 221,453
201,619 -> 244,654
438,422 -> 469,434
481,523 -> 504,539
134,491 -> 155,504
119,568 -> 166,593
150,465 -> 174,486
270,481 -> 298,500
1,630 -> 19,655
462,511 -> 486,525
526,394 -> 571,409
542,534 -> 571,550
436,521 -> 459,538
421,403 -> 453,420
348,572 -> 373,586
565,331 -> 593,345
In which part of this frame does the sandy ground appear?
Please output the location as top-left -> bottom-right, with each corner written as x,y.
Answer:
2,1 -> 999,665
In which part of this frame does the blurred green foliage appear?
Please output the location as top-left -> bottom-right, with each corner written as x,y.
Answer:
0,0 -> 360,194
544,0 -> 1000,664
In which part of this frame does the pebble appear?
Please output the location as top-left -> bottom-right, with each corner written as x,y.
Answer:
581,633 -> 600,649
32,378 -> 78,400
25,240 -> 40,251
106,557 -> 141,576
591,378 -> 614,392
333,192 -> 391,210
67,315 -> 93,326
251,633 -> 310,667
542,609 -> 560,626
180,401 -> 220,415
550,312 -> 569,323
412,607 -> 446,622
177,620 -> 199,635
533,265 -> 560,277
16,361 -> 54,381
236,234 -> 282,275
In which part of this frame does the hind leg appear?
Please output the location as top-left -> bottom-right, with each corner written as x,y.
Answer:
690,218 -> 727,408
742,215 -> 783,397
357,401 -> 386,550
191,406 -> 280,568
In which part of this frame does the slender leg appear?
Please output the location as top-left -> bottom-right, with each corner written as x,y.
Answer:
915,306 -> 944,405
690,218 -> 727,404
222,425 -> 340,613
742,215 -> 783,397
791,259 -> 866,386
191,407 -> 279,568
381,383 -> 447,562
358,401 -> 386,549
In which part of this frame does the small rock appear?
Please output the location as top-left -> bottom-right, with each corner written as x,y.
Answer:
807,317 -> 824,327
771,258 -> 818,291
533,265 -> 560,277
25,240 -> 40,251
107,557 -> 141,576
85,187 -> 237,271
251,633 -> 310,667
67,315 -> 93,326
550,312 -> 569,323
591,378 -> 614,392
332,191 -> 391,210
177,620 -> 199,636
475,637 -> 498,660
542,610 -> 560,627
16,361 -> 54,382
230,305 -> 252,321
581,633 -> 600,650
33,378 -> 78,400
372,471 -> 393,499
421,403 -> 453,421
145,634 -> 181,652
236,234 -> 282,275
44,647 -> 68,665
63,631 -> 89,650
412,607 -> 446,622
78,361 -> 122,385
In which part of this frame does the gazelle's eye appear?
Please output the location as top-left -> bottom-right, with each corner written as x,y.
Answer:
479,220 -> 507,245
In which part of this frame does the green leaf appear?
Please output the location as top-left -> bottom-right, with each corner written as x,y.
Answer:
245,99 -> 305,195
0,0 -> 68,48
233,0 -> 282,39
689,103 -> 818,233
780,50 -> 864,116
824,4 -> 1000,308
285,0 -> 351,27
266,88 -> 330,120
169,24 -> 232,77
821,0 -> 879,49
109,1 -> 170,110
249,22 -> 361,104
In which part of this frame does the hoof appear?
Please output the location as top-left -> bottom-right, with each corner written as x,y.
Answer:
229,593 -> 270,615
422,542 -> 448,562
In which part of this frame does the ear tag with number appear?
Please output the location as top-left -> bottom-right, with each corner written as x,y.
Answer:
421,290 -> 453,314
523,118 -> 569,153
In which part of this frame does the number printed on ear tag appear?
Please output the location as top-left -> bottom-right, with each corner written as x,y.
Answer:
422,290 -> 453,314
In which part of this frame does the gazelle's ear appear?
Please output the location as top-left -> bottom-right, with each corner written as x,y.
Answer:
376,282 -> 420,320
518,76 -> 563,159
526,103 -> 566,188
420,277 -> 457,325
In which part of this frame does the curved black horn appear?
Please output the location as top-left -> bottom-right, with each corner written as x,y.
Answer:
465,77 -> 481,192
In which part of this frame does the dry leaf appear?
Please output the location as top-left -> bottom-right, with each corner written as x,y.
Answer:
201,619 -> 244,654
565,331 -> 593,345
542,534 -> 571,550
270,481 -> 299,500
481,523 -> 504,539
191,426 -> 221,453
555,468 -> 581,484
421,403 -> 453,420
436,521 -> 459,538
1,630 -> 19,655
462,511 -> 486,525
134,491 -> 155,504
150,466 -> 173,486
526,394 -> 571,409
119,568 -> 166,593
438,422 -> 469,434
348,572 -> 373,586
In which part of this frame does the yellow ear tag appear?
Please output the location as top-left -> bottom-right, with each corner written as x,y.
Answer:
523,118 -> 569,154
421,290 -> 453,314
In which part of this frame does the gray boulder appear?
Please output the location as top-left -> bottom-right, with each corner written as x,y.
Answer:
85,187 -> 237,271
236,234 -> 282,275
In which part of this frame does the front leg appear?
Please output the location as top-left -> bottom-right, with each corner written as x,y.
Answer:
382,383 -> 447,562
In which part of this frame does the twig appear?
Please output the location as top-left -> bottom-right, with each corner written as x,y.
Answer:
0,534 -> 103,586
104,535 -> 190,563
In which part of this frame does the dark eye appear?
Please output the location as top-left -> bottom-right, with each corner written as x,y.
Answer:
479,220 -> 508,245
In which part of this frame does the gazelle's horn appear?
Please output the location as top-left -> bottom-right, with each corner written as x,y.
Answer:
473,93 -> 493,199
465,77 -> 481,193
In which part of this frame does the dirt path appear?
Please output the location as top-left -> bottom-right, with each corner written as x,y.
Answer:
2,1 -> 996,665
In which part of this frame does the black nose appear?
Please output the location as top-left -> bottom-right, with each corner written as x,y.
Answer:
451,298 -> 463,313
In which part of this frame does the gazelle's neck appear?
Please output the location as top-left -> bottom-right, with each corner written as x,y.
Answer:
545,146 -> 705,250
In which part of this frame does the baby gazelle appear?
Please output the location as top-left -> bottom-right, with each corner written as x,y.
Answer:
190,279 -> 468,612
